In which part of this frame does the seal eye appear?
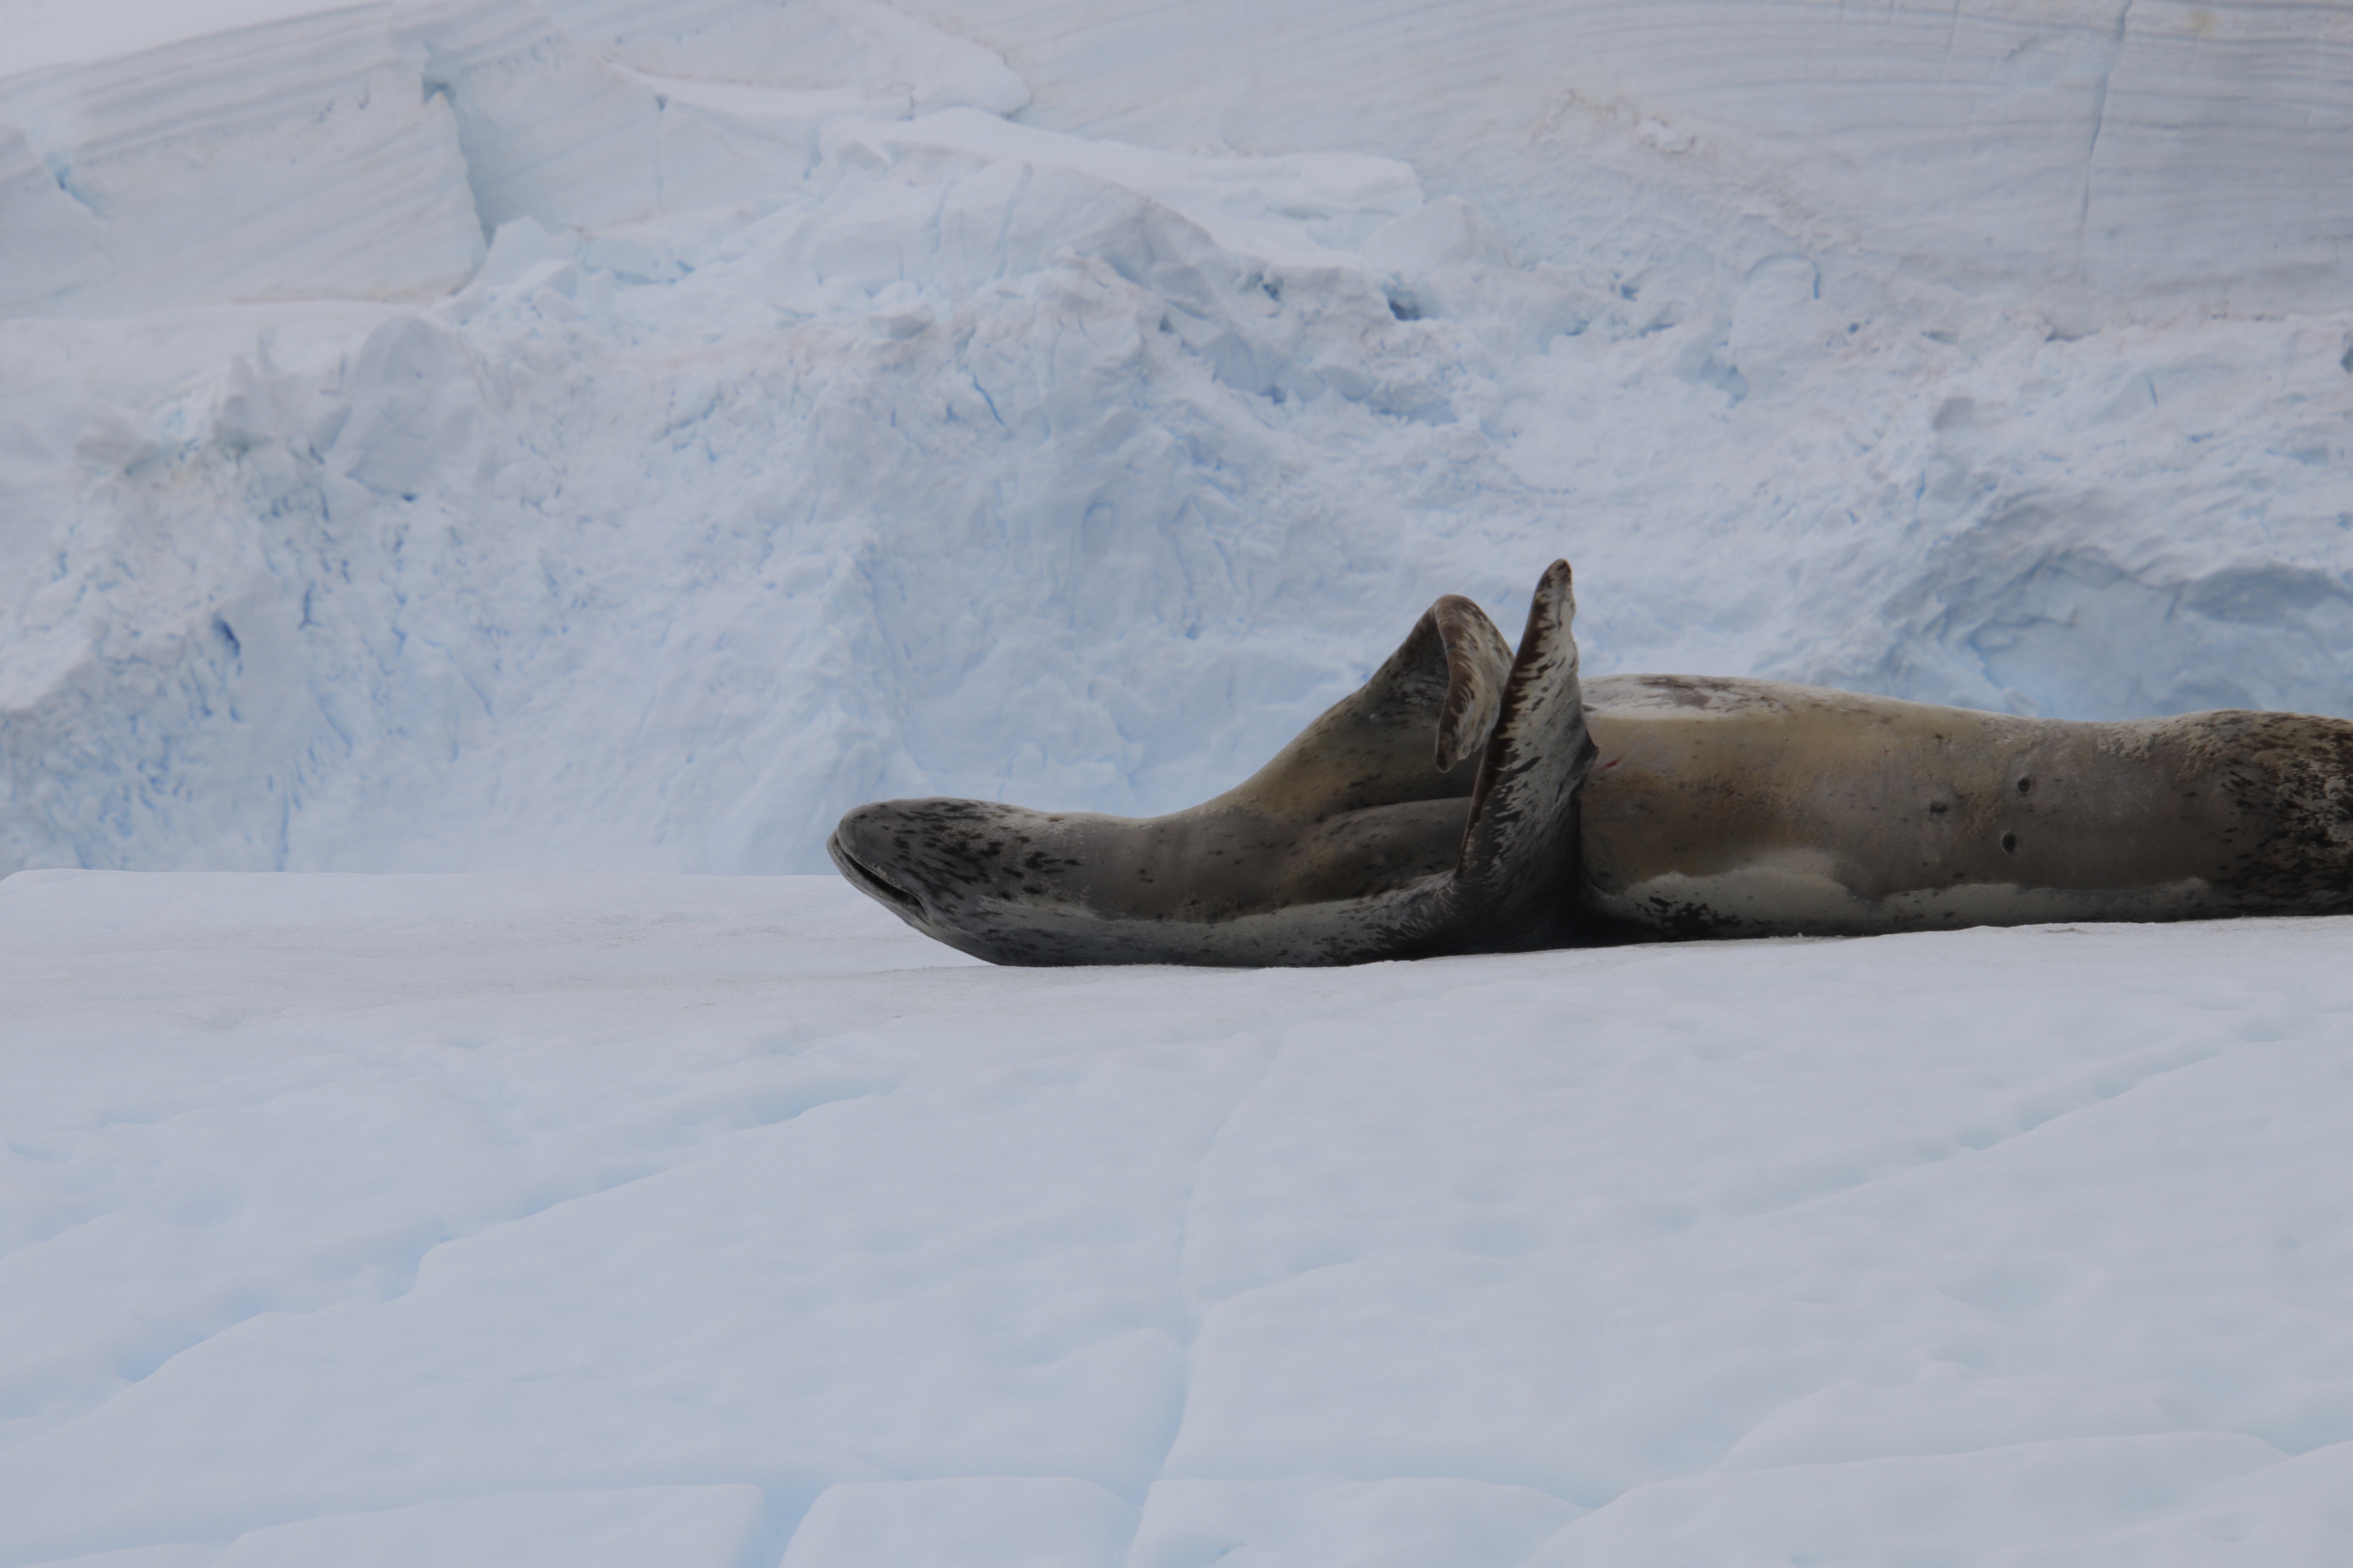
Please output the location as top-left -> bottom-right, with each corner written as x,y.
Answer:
2017,777 -> 2033,794
2001,832 -> 2019,854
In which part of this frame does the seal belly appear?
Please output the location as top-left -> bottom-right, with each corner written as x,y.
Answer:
1573,676 -> 2300,937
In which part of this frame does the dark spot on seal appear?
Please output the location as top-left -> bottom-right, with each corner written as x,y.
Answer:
1648,676 -> 1718,708
1928,800 -> 1949,815
2016,777 -> 2033,794
2001,832 -> 2019,854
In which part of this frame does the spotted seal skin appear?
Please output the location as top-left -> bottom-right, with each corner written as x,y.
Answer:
1577,676 -> 2353,937
831,562 -> 2353,966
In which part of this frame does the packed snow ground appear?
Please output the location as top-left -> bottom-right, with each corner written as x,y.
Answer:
2,870 -> 2350,1567
6,1 -> 2353,875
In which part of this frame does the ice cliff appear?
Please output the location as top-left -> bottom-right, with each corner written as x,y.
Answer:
4,0 -> 2351,874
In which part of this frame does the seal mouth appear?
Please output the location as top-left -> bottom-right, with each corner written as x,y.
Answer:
829,832 -> 927,916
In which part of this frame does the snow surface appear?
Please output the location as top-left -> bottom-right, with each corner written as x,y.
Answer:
2,869 -> 2350,1566
6,1 -> 2353,875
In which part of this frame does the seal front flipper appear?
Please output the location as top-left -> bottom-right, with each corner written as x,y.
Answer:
1219,591 -> 1513,819
1418,593 -> 1517,772
1381,559 -> 1598,956
1453,559 -> 1599,943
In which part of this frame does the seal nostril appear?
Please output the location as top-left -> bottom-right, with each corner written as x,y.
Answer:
2017,777 -> 2033,794
2001,831 -> 2018,854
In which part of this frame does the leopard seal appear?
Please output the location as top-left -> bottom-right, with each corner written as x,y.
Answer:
829,561 -> 2353,965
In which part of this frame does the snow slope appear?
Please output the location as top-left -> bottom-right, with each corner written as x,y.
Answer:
2,870 -> 2349,1566
5,1 -> 2353,875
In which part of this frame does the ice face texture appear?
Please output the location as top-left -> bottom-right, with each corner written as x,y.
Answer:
4,0 -> 2353,877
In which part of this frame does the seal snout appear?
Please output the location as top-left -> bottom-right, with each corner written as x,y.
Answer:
828,804 -> 930,917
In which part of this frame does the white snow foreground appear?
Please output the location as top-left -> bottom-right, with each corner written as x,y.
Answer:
6,1 -> 2353,877
1,870 -> 2349,1566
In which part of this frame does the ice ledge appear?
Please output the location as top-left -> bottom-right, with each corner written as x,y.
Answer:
0,0 -> 1040,321
0,6 -> 484,320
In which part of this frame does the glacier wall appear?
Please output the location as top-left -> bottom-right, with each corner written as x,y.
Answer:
3,0 -> 2352,875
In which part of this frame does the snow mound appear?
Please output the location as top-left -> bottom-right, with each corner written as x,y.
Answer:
3,1 -> 2353,878
1,871 -> 2349,1564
